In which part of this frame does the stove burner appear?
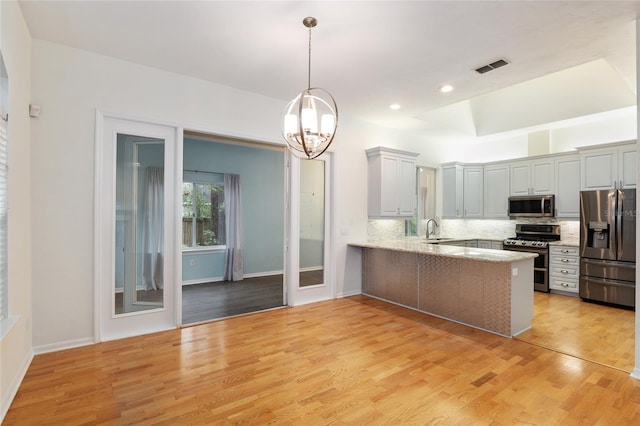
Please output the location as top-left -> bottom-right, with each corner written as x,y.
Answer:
504,223 -> 561,249
503,238 -> 549,248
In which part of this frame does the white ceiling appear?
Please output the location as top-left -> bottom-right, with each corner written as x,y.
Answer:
17,1 -> 640,139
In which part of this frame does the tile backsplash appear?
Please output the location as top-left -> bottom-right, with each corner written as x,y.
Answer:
367,219 -> 406,240
368,218 -> 580,244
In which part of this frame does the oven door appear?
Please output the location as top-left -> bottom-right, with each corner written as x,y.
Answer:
502,244 -> 549,292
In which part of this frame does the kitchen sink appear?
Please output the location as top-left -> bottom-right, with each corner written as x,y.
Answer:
423,238 -> 456,243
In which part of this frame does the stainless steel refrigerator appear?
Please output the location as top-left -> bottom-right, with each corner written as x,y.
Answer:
579,189 -> 636,308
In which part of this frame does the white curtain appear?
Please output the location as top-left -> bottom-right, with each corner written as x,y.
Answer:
142,167 -> 164,290
224,174 -> 244,281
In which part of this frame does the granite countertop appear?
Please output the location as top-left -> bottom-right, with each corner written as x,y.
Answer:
349,238 -> 538,263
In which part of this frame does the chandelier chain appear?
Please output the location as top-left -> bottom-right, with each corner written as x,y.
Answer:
307,25 -> 312,89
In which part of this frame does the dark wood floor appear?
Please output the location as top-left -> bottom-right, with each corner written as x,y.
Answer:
112,271 -> 324,324
114,290 -> 163,314
182,275 -> 284,324
299,269 -> 324,287
182,270 -> 324,324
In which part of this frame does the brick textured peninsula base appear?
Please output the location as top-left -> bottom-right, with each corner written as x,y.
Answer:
360,247 -> 534,337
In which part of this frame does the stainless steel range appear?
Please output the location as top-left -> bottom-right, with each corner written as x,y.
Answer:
503,223 -> 561,292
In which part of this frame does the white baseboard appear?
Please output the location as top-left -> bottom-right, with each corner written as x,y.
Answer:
337,290 -> 361,298
630,367 -> 640,380
299,266 -> 323,273
243,270 -> 283,278
182,277 -> 224,286
182,270 -> 285,286
33,336 -> 96,355
1,348 -> 33,423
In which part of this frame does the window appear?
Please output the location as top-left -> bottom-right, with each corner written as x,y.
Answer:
182,173 -> 225,248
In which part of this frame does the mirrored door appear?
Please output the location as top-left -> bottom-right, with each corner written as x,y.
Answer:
115,136 -> 165,314
299,159 -> 325,287
287,152 -> 333,306
96,115 -> 178,341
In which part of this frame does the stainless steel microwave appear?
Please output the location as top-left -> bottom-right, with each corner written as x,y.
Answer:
508,194 -> 555,218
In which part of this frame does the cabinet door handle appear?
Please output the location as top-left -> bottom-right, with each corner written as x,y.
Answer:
560,270 -> 569,274
560,282 -> 569,287
561,249 -> 569,253
561,259 -> 570,263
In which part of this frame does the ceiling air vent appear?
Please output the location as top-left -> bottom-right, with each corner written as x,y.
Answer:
475,58 -> 510,74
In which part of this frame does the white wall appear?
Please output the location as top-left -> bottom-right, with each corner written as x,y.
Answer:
0,1 -> 33,420
462,110 -> 636,164
18,16 -> 640,410
469,59 -> 636,137
29,39 -> 435,348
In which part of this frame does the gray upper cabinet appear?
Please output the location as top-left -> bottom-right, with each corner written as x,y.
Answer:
463,166 -> 484,217
440,141 -> 636,220
442,164 -> 464,218
510,158 -> 554,196
483,163 -> 510,218
366,147 -> 419,218
442,163 -> 483,218
554,154 -> 580,218
579,142 -> 636,190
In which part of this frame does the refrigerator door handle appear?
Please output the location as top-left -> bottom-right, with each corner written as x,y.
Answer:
609,190 -> 618,257
617,189 -> 622,260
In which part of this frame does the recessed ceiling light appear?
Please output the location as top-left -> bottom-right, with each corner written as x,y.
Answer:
440,85 -> 454,93
389,103 -> 401,110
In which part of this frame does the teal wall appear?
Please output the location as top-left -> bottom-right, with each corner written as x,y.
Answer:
182,138 -> 285,283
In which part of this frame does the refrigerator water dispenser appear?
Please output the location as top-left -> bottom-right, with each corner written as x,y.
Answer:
587,221 -> 609,249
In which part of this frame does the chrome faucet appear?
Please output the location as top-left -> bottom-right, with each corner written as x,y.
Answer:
426,218 -> 439,239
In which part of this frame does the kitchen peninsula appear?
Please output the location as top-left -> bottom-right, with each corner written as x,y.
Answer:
349,239 -> 537,337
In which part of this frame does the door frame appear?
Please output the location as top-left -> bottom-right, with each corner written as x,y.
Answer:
94,110 -> 183,341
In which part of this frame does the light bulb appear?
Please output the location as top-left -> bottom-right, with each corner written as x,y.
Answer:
301,108 -> 318,133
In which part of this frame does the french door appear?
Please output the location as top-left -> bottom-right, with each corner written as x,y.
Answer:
287,152 -> 334,305
95,113 -> 181,341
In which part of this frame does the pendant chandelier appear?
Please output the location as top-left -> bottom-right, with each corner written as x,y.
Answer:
282,17 -> 338,159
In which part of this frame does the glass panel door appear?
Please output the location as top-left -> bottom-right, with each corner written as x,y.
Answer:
287,152 -> 333,306
299,159 -> 325,287
115,135 -> 165,314
96,115 -> 178,341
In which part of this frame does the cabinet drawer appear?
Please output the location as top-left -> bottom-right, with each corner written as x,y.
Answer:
551,265 -> 578,277
550,277 -> 578,292
550,256 -> 579,266
550,246 -> 579,257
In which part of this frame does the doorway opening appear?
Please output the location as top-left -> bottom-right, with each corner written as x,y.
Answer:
181,133 -> 287,324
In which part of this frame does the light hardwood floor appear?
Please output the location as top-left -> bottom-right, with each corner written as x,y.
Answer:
5,295 -> 640,425
516,292 -> 635,373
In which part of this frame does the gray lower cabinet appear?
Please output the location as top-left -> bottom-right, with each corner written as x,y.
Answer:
549,245 -> 579,293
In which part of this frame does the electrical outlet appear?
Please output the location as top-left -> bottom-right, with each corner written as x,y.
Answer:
189,259 -> 196,267
512,267 -> 518,276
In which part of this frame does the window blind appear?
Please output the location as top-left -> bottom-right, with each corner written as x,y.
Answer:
0,110 -> 7,319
